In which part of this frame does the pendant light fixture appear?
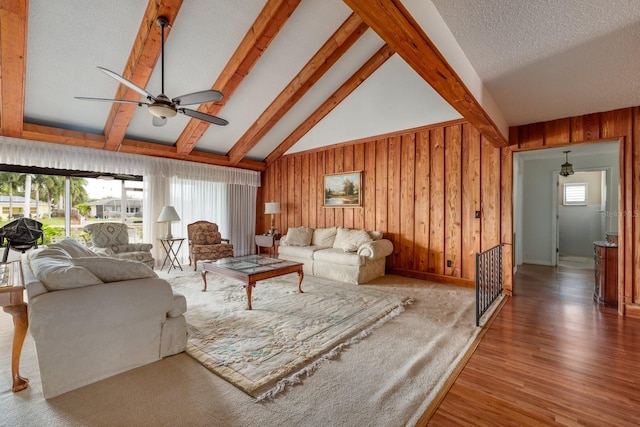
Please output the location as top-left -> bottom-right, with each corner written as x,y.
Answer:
560,150 -> 574,177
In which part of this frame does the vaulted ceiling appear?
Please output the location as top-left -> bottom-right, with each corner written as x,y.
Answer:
2,1 -> 639,172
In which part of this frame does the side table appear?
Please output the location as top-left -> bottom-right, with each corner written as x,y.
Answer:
0,260 -> 29,392
159,237 -> 185,273
255,234 -> 280,258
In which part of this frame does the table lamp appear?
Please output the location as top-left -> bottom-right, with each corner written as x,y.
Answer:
264,202 -> 281,236
157,206 -> 181,239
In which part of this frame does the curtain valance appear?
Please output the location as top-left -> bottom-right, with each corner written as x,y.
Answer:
0,137 -> 261,187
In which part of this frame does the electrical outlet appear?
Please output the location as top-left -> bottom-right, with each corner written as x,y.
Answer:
475,210 -> 481,219
447,260 -> 452,267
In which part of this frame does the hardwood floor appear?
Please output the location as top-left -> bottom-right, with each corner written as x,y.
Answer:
427,264 -> 640,426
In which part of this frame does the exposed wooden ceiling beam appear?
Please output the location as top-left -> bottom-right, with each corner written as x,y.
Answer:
0,0 -> 28,138
103,0 -> 183,151
20,123 -> 265,171
119,140 -> 265,171
265,44 -> 394,165
175,0 -> 301,156
226,13 -> 369,166
22,123 -> 106,149
343,0 -> 508,147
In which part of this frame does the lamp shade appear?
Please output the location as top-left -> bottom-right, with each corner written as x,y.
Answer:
157,206 -> 181,222
264,202 -> 281,215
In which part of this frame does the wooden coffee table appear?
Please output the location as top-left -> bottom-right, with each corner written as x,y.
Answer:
200,255 -> 304,310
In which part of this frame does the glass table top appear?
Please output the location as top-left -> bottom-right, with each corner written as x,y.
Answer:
209,255 -> 301,275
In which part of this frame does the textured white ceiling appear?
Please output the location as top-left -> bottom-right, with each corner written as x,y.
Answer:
24,0 -> 460,160
21,1 -> 640,163
431,0 -> 640,126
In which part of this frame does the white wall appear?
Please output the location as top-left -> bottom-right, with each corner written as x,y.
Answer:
558,171 -> 605,257
515,142 -> 619,266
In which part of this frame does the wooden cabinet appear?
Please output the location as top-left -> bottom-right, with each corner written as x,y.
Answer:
594,241 -> 618,308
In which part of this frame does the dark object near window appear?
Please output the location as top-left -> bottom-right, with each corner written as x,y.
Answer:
0,218 -> 44,262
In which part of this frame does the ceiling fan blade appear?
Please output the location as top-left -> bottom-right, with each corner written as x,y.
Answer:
74,96 -> 149,106
172,90 -> 223,106
152,116 -> 167,127
97,66 -> 155,100
179,108 -> 229,126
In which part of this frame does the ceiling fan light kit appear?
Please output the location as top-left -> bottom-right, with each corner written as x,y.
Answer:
75,16 -> 228,127
148,96 -> 177,119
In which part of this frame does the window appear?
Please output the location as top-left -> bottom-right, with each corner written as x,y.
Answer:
563,183 -> 587,205
0,165 -> 144,244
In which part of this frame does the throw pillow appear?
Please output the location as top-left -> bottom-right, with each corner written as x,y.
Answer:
50,238 -> 99,258
283,227 -> 313,246
367,230 -> 384,241
312,227 -> 337,247
29,246 -> 69,260
72,257 -> 158,282
333,227 -> 372,252
29,248 -> 104,291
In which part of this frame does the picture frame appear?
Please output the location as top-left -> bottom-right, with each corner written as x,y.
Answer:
323,171 -> 362,207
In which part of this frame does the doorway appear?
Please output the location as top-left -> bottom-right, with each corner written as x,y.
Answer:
513,141 -> 619,269
555,170 -> 610,268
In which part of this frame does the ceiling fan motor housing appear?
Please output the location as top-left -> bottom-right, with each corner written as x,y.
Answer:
148,94 -> 177,119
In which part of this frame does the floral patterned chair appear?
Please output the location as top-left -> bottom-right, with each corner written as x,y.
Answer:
187,221 -> 234,270
83,222 -> 155,268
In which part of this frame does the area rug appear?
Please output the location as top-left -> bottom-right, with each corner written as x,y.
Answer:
168,272 -> 413,400
0,273 -> 504,426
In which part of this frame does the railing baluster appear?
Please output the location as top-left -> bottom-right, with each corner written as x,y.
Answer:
475,244 -> 503,326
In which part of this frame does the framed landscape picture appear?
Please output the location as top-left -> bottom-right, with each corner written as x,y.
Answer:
323,171 -> 362,207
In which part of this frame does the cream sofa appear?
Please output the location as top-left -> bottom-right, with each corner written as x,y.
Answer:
22,238 -> 187,398
278,226 -> 394,284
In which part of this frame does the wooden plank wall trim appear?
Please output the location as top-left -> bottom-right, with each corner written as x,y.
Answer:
500,145 -> 514,295
508,106 -> 640,318
260,121 -> 503,284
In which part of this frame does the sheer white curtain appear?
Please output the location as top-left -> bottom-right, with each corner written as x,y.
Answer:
227,184 -> 257,256
0,136 -> 261,265
144,172 -> 169,266
170,177 -> 228,264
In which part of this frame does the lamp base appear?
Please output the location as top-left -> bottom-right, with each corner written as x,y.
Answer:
269,215 -> 276,236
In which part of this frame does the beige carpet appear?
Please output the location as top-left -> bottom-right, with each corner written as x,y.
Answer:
0,272 -> 501,426
175,273 -> 412,399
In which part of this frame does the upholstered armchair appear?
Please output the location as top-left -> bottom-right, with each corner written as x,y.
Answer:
187,221 -> 234,270
83,222 -> 155,269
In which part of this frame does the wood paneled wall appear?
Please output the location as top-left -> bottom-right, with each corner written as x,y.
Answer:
259,105 -> 640,317
510,107 -> 640,318
258,120 -> 511,288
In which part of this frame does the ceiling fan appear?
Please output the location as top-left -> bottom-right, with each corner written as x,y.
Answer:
75,16 -> 228,127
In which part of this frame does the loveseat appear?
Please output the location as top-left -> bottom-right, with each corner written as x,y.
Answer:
278,226 -> 394,284
22,238 -> 187,398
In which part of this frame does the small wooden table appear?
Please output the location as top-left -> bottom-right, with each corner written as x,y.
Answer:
200,255 -> 303,310
254,234 -> 280,257
159,237 -> 185,273
0,261 -> 29,392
